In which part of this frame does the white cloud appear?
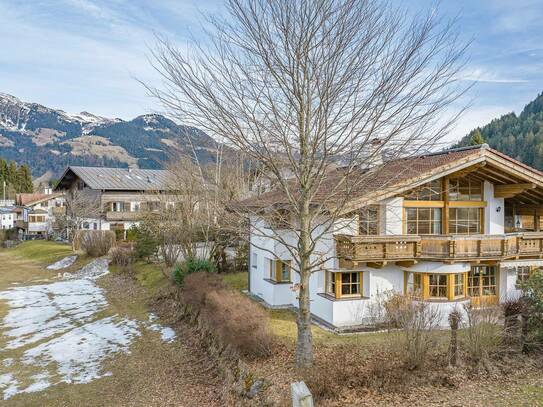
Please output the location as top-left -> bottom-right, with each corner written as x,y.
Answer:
457,67 -> 528,84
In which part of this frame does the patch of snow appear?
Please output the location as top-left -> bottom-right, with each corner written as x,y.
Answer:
63,258 -> 109,280
2,359 -> 13,368
145,314 -> 176,343
0,257 -> 175,400
46,255 -> 77,270
23,316 -> 140,385
0,373 -> 18,400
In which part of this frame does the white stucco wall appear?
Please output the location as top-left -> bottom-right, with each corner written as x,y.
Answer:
382,197 -> 404,235
484,181 -> 505,235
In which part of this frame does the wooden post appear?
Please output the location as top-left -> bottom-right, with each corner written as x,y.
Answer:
291,381 -> 314,407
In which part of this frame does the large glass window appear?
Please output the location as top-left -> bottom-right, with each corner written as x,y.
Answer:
406,272 -> 466,300
448,208 -> 482,235
406,208 -> 442,235
359,205 -> 379,236
405,180 -> 442,201
448,178 -> 483,201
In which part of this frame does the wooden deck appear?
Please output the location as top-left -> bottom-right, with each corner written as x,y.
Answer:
335,232 -> 543,262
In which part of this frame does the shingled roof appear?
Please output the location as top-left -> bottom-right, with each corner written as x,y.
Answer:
235,144 -> 543,213
55,166 -> 173,191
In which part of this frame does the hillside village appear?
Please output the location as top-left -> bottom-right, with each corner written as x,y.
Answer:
2,1 -> 543,407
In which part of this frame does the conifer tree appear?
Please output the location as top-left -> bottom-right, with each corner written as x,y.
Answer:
469,129 -> 485,146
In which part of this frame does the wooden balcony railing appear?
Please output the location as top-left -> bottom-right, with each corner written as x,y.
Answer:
335,232 -> 543,262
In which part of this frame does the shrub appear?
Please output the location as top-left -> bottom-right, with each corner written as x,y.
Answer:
461,305 -> 501,365
384,294 -> 440,370
182,272 -> 272,358
185,257 -> 217,274
173,264 -> 185,286
80,230 -> 115,257
110,247 -> 134,270
131,225 -> 158,261
520,271 -> 543,347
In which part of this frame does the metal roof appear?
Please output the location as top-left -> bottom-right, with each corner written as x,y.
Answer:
63,166 -> 173,191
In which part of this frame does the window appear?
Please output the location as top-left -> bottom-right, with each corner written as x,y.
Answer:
111,202 -> 124,212
406,208 -> 442,234
251,252 -> 257,269
83,222 -> 90,229
359,205 -> 379,235
405,180 -> 442,201
515,266 -> 532,289
454,273 -> 465,298
469,266 -> 497,298
130,202 -> 141,212
448,178 -> 482,201
325,271 -> 363,298
428,274 -> 448,299
147,201 -> 160,212
406,272 -> 466,300
267,259 -> 291,283
406,272 -> 423,297
29,215 -> 46,223
448,208 -> 482,235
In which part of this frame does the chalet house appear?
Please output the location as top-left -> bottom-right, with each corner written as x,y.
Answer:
242,144 -> 543,329
14,192 -> 65,237
54,166 -> 173,237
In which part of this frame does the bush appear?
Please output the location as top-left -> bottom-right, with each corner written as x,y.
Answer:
131,225 -> 158,261
173,264 -> 185,286
185,257 -> 217,274
461,305 -> 501,365
110,247 -> 134,270
80,230 -> 115,257
182,272 -> 272,358
384,294 -> 440,370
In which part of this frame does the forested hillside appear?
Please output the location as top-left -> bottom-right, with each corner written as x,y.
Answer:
0,158 -> 33,197
454,92 -> 543,170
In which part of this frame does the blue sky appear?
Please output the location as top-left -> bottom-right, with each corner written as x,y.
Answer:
0,1 -> 542,144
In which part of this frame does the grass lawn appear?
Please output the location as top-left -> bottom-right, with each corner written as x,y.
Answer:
0,242 -> 222,406
8,240 -> 73,265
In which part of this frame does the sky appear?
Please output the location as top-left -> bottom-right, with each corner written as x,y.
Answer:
0,0 -> 542,144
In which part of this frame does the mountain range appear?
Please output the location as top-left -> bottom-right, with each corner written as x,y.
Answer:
0,93 -> 219,180
454,92 -> 543,170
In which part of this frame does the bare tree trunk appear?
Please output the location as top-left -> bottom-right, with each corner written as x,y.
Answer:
296,210 -> 313,368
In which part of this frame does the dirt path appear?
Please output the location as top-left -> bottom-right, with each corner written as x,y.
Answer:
0,250 -> 222,406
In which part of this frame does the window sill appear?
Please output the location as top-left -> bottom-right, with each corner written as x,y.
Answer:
263,278 -> 291,285
317,293 -> 369,302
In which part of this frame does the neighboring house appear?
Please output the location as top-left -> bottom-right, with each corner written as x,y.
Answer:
241,144 -> 543,330
0,207 -> 16,230
15,192 -> 65,237
54,166 -> 173,238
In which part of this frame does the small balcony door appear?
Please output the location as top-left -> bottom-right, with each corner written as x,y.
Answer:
468,265 -> 498,307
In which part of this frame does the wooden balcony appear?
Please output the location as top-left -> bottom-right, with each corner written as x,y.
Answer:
335,232 -> 543,263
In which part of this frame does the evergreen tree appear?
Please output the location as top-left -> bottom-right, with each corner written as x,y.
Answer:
17,165 -> 33,193
469,129 -> 485,146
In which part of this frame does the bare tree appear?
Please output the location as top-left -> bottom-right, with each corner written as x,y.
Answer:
58,189 -> 100,251
145,0 -> 469,368
143,154 -> 251,269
